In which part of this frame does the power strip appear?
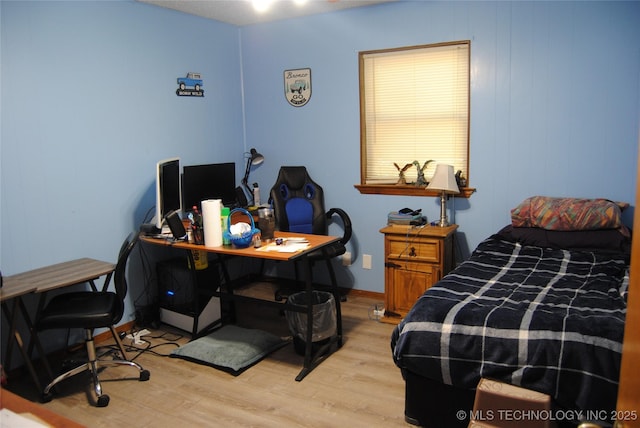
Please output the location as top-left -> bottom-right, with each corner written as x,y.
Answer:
126,329 -> 150,345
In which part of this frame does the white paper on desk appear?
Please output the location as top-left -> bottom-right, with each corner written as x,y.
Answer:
257,242 -> 310,253
0,408 -> 49,428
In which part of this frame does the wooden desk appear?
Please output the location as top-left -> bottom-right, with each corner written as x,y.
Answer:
1,258 -> 115,393
1,388 -> 85,427
141,232 -> 343,381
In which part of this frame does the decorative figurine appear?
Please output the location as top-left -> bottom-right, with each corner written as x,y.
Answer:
394,162 -> 412,185
455,170 -> 467,188
413,160 -> 434,187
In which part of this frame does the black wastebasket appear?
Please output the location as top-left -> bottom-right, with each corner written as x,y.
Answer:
285,291 -> 337,356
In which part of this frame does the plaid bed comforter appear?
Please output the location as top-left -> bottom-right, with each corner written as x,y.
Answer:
391,234 -> 628,413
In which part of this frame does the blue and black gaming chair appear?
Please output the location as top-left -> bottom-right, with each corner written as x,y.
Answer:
269,166 -> 352,301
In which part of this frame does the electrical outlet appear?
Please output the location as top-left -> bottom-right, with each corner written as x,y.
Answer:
342,251 -> 351,266
363,254 -> 372,269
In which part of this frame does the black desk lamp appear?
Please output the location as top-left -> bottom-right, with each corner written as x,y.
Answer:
241,148 -> 264,205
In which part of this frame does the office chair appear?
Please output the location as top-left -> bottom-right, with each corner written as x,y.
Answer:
269,166 -> 352,301
37,232 -> 150,407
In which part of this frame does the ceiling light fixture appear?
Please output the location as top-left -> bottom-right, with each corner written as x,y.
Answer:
252,0 -> 273,13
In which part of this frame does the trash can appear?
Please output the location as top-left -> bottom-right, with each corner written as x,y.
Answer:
285,291 -> 337,356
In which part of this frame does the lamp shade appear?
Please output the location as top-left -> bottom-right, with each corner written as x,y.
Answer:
249,148 -> 264,166
427,164 -> 459,194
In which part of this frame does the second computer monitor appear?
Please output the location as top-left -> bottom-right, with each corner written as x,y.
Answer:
182,162 -> 236,212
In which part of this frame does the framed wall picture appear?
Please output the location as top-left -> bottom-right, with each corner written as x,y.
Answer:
284,68 -> 311,107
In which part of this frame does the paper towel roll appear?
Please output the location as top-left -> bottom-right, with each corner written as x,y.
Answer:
202,199 -> 223,247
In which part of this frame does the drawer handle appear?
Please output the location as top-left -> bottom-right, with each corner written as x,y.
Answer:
409,247 -> 417,257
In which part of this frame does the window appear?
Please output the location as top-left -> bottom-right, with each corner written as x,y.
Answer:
356,41 -> 472,197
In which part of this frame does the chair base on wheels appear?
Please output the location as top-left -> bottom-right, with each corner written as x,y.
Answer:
42,329 -> 150,407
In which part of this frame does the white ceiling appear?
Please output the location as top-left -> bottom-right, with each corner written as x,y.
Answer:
136,0 -> 398,26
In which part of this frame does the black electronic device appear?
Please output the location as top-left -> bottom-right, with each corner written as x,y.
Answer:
399,207 -> 422,216
388,209 -> 426,225
182,162 -> 237,213
235,185 -> 248,208
165,210 -> 187,240
155,158 -> 182,230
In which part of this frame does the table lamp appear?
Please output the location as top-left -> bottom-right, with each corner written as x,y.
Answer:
427,164 -> 460,227
241,148 -> 264,205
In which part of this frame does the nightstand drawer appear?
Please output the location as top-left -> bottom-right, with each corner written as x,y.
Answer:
387,238 -> 441,263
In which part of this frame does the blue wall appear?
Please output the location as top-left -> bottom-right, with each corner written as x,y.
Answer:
1,0 -> 244,273
240,0 -> 640,292
1,1 -> 639,316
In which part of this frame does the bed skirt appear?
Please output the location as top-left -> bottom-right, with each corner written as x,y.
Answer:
403,369 -> 475,427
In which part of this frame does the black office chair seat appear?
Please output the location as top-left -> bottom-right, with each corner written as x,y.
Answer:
37,291 -> 120,330
37,232 -> 150,407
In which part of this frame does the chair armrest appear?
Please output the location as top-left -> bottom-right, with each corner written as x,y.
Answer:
326,208 -> 352,246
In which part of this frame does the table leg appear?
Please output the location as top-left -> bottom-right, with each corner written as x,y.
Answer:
294,248 -> 344,382
296,255 -> 314,381
1,299 -> 45,393
185,250 -> 200,337
19,298 -> 53,380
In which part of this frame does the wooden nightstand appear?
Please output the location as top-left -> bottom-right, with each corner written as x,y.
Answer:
379,224 -> 457,324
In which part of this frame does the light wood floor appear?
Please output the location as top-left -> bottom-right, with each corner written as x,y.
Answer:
6,292 -> 410,428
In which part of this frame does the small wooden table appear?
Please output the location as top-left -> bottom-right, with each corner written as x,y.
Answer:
1,258 -> 116,393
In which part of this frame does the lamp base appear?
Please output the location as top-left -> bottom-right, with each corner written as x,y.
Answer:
436,218 -> 450,227
437,192 -> 449,227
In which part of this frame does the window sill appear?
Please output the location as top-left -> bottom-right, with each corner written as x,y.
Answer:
354,184 -> 476,198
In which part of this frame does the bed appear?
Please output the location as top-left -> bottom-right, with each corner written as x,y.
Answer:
391,197 -> 632,427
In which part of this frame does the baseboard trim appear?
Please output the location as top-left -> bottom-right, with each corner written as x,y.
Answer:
94,320 -> 136,345
343,288 -> 384,300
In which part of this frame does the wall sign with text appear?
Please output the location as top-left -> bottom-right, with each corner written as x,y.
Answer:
284,68 -> 311,107
176,72 -> 204,97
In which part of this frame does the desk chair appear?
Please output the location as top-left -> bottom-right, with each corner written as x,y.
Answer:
37,232 -> 150,407
269,166 -> 352,301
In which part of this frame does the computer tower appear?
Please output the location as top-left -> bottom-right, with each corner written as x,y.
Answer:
156,258 -> 221,334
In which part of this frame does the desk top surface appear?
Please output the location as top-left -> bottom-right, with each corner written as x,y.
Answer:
1,258 -> 115,300
141,231 -> 339,262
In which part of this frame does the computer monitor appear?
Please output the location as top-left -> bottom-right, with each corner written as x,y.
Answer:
155,157 -> 182,230
182,162 -> 237,213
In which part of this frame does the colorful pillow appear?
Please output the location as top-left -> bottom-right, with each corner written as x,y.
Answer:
510,196 -> 627,231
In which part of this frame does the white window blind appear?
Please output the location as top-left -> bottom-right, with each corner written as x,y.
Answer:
360,41 -> 470,185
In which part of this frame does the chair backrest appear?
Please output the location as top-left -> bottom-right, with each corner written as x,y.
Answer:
269,166 -> 328,236
113,232 -> 140,306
